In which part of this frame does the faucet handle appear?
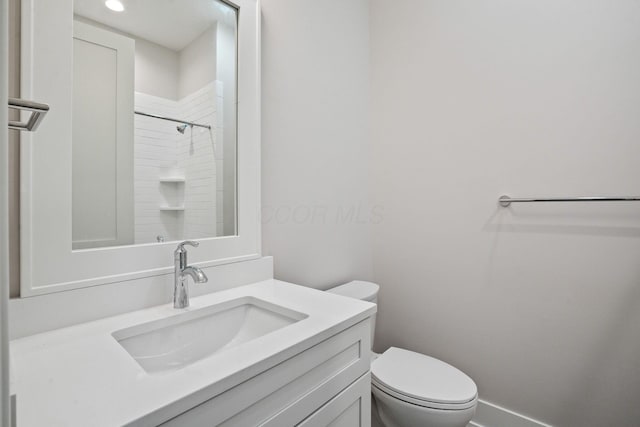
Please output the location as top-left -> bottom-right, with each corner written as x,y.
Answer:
175,240 -> 199,254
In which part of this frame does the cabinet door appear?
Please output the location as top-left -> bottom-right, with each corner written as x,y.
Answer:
157,319 -> 371,427
71,20 -> 134,249
298,372 -> 371,427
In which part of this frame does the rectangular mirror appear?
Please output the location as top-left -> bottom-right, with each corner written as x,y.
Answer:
20,0 -> 260,296
71,0 -> 238,249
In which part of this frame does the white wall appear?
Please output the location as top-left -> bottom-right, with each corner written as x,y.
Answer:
370,1 -> 640,426
179,25 -> 217,99
135,37 -> 179,100
261,0 -> 374,288
74,16 -> 180,101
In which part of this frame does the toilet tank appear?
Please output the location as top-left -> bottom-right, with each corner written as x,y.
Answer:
326,281 -> 379,349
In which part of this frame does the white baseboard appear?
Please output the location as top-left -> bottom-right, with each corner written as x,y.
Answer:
469,399 -> 552,427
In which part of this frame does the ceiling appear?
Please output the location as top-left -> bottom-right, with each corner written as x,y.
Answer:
74,0 -> 236,51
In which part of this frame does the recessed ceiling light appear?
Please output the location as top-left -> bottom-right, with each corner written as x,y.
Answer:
105,0 -> 124,12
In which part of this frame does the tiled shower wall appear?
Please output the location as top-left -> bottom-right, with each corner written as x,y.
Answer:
178,82 -> 224,239
133,82 -> 222,244
134,92 -> 182,243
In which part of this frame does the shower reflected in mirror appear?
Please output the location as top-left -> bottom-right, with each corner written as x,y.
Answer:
71,0 -> 238,250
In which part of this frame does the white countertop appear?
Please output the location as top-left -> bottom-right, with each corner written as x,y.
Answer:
10,280 -> 376,427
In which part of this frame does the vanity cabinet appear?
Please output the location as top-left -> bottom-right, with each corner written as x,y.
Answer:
298,373 -> 370,427
156,319 -> 372,427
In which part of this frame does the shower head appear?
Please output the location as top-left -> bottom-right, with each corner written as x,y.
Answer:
176,124 -> 189,134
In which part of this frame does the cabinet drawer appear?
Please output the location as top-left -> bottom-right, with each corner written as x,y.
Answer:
298,372 -> 371,427
160,318 -> 371,427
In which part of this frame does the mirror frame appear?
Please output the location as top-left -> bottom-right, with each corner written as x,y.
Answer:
20,0 -> 260,297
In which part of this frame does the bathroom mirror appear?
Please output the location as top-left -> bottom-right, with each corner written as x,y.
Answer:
20,0 -> 260,296
71,0 -> 238,249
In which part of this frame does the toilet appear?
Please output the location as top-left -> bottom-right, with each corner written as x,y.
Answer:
327,281 -> 478,427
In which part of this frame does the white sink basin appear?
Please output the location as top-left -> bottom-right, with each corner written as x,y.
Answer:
112,297 -> 307,373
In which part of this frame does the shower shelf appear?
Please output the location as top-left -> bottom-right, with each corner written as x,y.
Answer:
159,177 -> 185,183
159,206 -> 185,211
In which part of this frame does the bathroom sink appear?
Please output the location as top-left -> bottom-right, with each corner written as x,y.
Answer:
112,297 -> 308,373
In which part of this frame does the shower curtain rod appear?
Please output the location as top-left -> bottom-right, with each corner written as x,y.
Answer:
134,110 -> 212,130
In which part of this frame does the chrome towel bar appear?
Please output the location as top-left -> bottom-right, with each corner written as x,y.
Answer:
499,195 -> 640,207
8,97 -> 50,132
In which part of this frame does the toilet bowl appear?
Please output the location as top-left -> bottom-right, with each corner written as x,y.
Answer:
327,281 -> 477,427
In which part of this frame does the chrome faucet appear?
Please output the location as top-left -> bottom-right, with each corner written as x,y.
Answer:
174,241 -> 208,308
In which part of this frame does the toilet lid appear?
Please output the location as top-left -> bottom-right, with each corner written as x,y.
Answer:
327,281 -> 379,302
371,347 -> 477,407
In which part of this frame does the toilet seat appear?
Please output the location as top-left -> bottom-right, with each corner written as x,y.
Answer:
371,347 -> 478,411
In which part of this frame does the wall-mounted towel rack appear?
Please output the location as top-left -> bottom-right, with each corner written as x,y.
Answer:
134,110 -> 211,130
499,195 -> 640,207
8,97 -> 50,132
